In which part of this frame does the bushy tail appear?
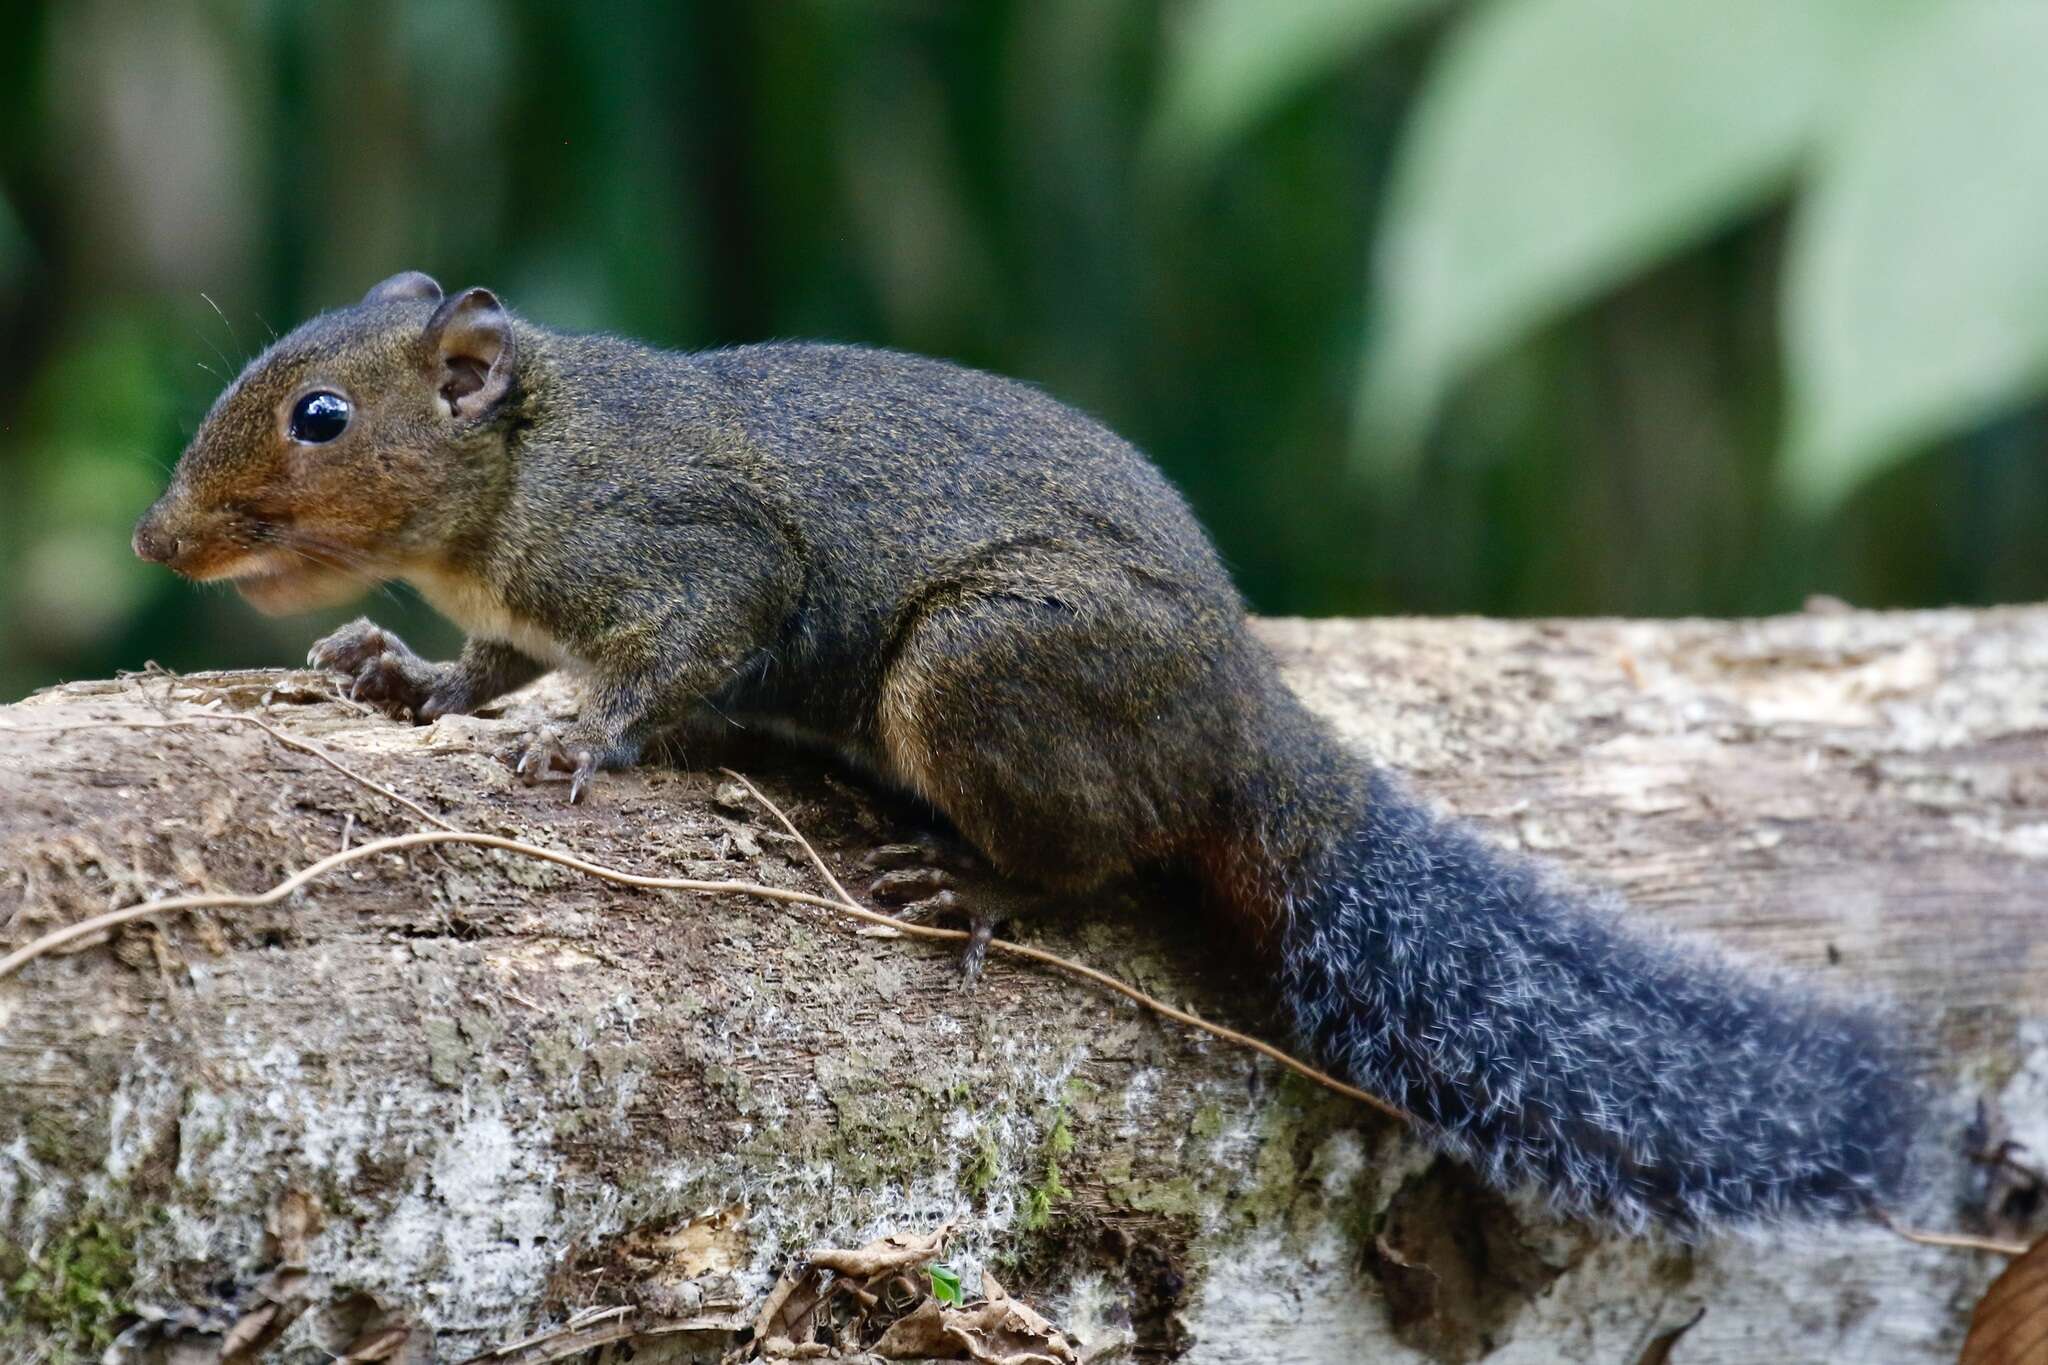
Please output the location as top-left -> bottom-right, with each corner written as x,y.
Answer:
1271,766 -> 1924,1236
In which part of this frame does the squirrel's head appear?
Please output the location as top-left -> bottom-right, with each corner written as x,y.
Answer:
133,270 -> 520,614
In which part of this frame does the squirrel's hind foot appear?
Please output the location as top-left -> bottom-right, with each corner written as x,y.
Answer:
860,843 -> 996,989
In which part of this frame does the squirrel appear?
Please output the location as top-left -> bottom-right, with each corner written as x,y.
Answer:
134,270 -> 1925,1237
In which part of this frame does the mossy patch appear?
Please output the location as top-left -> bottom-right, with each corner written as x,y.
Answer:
813,1053 -> 952,1187
2,1214 -> 141,1353
1188,1103 -> 1227,1145
1237,1074 -> 1389,1250
25,1096 -> 116,1176
1020,1105 -> 1075,1231
1115,1175 -> 1204,1219
962,1127 -> 1002,1201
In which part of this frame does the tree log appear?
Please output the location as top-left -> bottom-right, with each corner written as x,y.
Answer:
2,608 -> 2044,1363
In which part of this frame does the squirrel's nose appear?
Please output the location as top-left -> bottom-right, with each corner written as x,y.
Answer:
132,510 -> 180,565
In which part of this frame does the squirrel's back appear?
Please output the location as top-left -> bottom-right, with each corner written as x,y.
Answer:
524,335 -> 1221,571
702,342 -> 1229,584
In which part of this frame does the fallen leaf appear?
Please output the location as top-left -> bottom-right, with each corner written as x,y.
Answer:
731,1223 -> 1077,1364
942,1284 -> 1078,1365
620,1204 -> 751,1279
869,1273 -> 1078,1364
264,1187 -> 323,1263
747,1265 -> 820,1354
806,1221 -> 956,1281
218,1304 -> 283,1358
871,1298 -> 951,1357
1961,1234 -> 2048,1364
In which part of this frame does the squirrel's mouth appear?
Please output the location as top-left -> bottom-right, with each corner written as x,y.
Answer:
199,550 -> 365,616
232,560 -> 366,616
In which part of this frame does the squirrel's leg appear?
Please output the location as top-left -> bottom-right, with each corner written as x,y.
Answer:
421,640 -> 548,720
514,595 -> 782,804
309,618 -> 543,720
511,519 -> 797,803
873,576 -> 1237,895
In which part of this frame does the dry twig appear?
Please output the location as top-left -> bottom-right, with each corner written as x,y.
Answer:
1880,1214 -> 2030,1258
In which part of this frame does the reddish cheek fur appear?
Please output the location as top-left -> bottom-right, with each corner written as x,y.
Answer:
279,446 -> 412,542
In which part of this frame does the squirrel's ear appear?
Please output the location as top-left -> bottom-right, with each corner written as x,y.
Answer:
363,270 -> 443,304
423,287 -> 516,421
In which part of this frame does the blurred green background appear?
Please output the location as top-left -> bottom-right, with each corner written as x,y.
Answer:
2,0 -> 2045,701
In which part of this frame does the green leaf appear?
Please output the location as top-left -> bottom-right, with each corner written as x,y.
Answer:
928,1262 -> 963,1307
1783,4 -> 2048,513
1362,0 -> 1913,473
1149,0 -> 1441,168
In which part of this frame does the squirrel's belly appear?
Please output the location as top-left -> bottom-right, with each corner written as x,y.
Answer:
403,563 -> 580,670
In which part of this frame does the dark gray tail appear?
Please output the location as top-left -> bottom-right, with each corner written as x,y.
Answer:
1275,767 -> 1924,1236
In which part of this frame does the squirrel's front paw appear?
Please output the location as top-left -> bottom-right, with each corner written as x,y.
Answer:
308,617 -> 444,718
513,724 -> 632,804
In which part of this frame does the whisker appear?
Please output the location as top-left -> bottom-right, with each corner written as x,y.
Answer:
191,323 -> 235,379
272,540 -> 358,575
199,291 -> 245,364
258,527 -> 407,606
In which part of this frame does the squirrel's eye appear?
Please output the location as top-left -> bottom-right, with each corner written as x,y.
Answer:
288,391 -> 352,443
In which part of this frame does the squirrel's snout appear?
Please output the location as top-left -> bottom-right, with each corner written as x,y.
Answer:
132,506 -> 180,565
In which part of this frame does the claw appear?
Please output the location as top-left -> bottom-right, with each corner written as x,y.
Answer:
514,725 -> 560,783
513,725 -> 601,802
568,752 -> 598,805
861,843 -> 934,874
872,887 -> 987,987
959,914 -> 995,990
869,866 -> 955,906
857,837 -> 988,984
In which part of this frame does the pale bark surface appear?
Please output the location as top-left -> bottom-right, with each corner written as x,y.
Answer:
2,608 -> 2044,1363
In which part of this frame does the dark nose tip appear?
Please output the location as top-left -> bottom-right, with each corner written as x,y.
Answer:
132,513 -> 179,564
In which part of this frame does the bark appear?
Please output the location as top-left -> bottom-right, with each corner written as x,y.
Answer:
2,607 -> 2045,1364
